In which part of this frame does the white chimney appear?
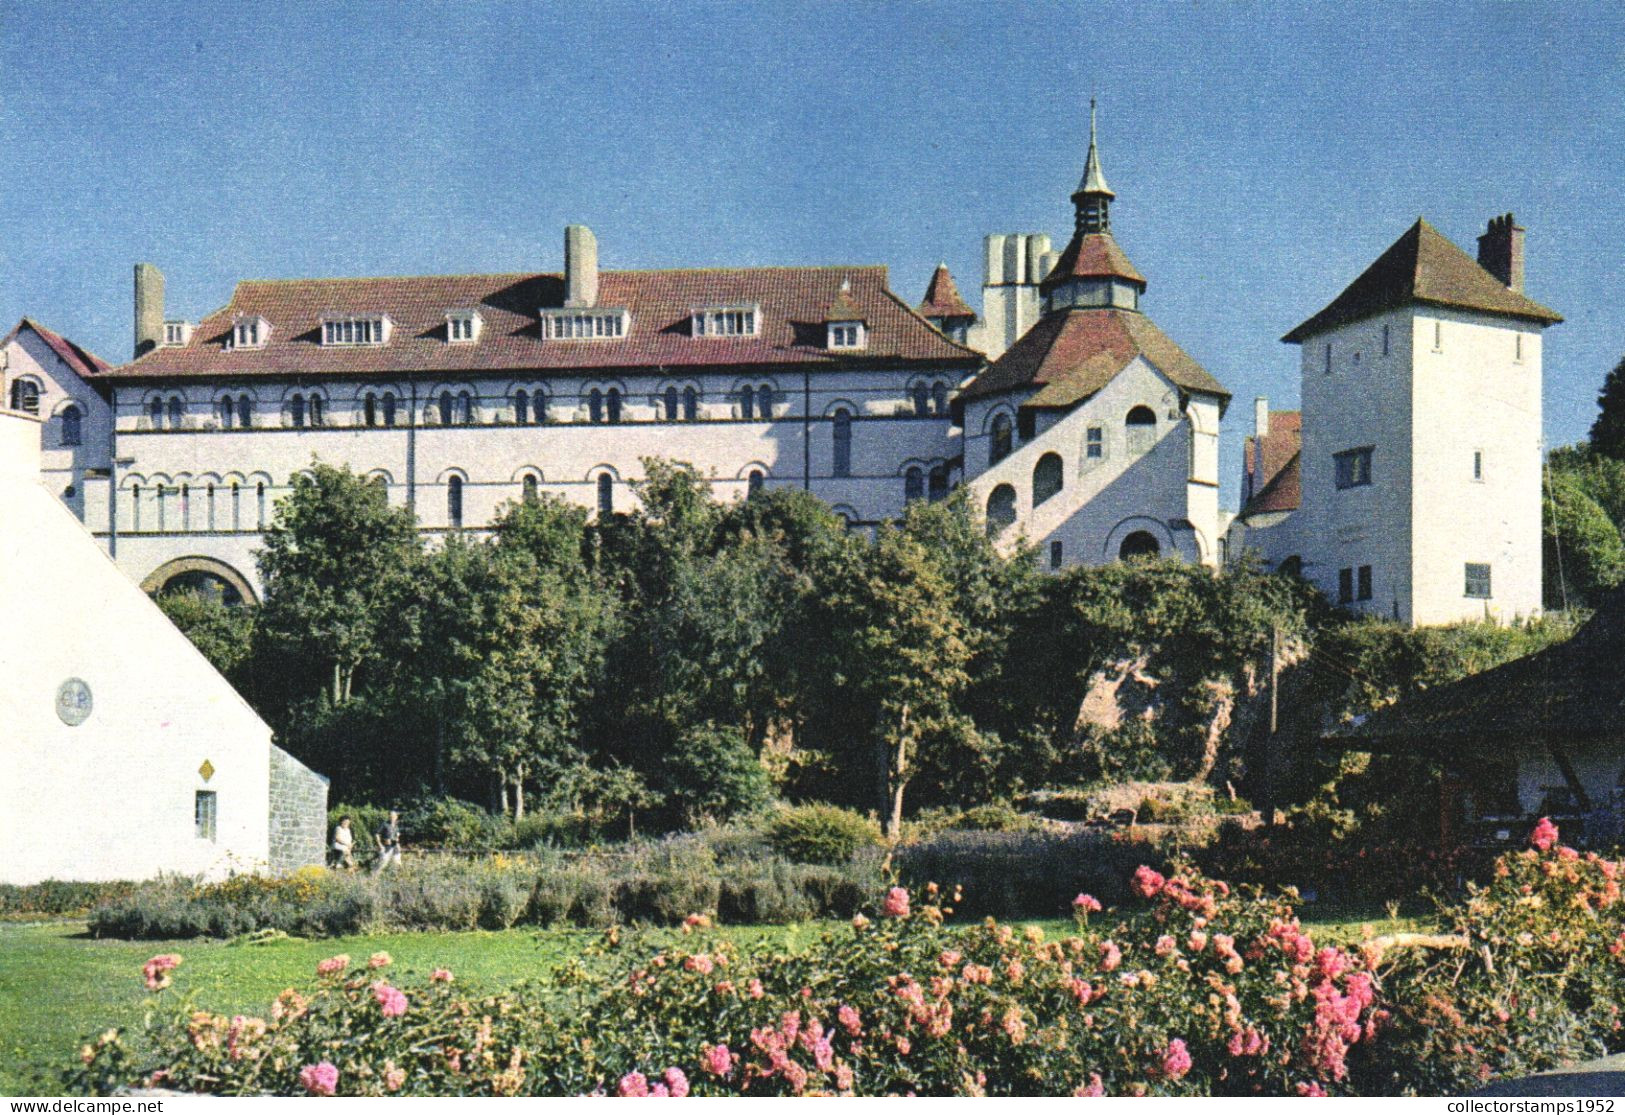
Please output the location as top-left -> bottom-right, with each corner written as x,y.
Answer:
564,225 -> 598,308
1254,397 -> 1270,440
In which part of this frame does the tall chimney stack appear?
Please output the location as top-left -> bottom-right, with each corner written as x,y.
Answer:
133,263 -> 165,358
1476,213 -> 1525,294
564,225 -> 598,308
1254,396 -> 1270,440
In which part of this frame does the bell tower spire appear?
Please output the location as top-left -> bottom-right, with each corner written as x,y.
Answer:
1072,99 -> 1115,236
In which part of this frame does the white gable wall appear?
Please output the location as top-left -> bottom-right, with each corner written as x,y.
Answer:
0,409 -> 273,884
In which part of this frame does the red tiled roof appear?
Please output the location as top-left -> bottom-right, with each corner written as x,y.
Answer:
108,266 -> 979,380
917,263 -> 975,319
1240,411 -> 1302,517
958,306 -> 1228,406
1040,231 -> 1146,292
6,318 -> 113,379
822,282 -> 866,323
1283,219 -> 1562,343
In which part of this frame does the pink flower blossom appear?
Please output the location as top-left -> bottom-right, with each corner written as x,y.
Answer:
367,951 -> 392,969
372,982 -> 409,1018
618,1071 -> 649,1097
1074,1073 -> 1106,1097
299,1061 -> 339,1096
782,1060 -> 808,1093
1131,865 -> 1166,899
684,953 -> 714,975
812,1037 -> 835,1071
1161,1037 -> 1192,1080
748,979 -> 765,999
1530,816 -> 1559,852
1296,1081 -> 1328,1097
1155,935 -> 1178,958
835,1065 -> 854,1092
851,913 -> 870,931
939,949 -> 962,968
384,1065 -> 406,1092
649,1084 -> 669,1097
315,954 -> 350,978
1073,893 -> 1103,914
1315,947 -> 1348,981
663,1067 -> 689,1098
882,887 -> 911,918
837,1004 -> 862,1035
683,913 -> 712,930
430,968 -> 454,983
701,1044 -> 732,1077
142,954 -> 182,991
1188,930 -> 1208,952
1099,940 -> 1122,972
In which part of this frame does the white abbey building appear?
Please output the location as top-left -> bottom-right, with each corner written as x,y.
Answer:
1229,214 -> 1562,625
2,111 -> 1230,599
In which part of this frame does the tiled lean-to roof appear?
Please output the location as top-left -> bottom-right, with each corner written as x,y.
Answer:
1240,412 -> 1302,518
1283,219 -> 1562,343
959,307 -> 1228,407
109,266 -> 981,380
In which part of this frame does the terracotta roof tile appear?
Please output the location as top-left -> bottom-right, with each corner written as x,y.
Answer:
109,266 -> 978,380
7,318 -> 113,379
917,263 -> 975,319
959,307 -> 1227,406
1041,231 -> 1145,292
1240,412 -> 1302,517
1283,219 -> 1562,343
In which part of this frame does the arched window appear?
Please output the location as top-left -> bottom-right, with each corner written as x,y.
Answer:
167,396 -> 184,429
1126,405 -> 1157,454
832,409 -> 852,478
522,474 -> 539,502
740,385 -> 755,420
9,379 -> 40,414
1119,531 -> 1160,561
514,389 -> 529,426
206,483 -> 216,531
912,383 -> 929,417
748,469 -> 764,497
990,413 -> 1013,465
156,484 -> 167,531
308,394 -> 324,427
932,382 -> 949,417
606,388 -> 623,424
457,391 -> 474,425
231,482 -> 241,531
446,476 -> 463,528
148,396 -> 164,428
218,397 -> 236,429
986,484 -> 1017,536
438,391 -> 454,425
663,385 -> 679,421
364,393 -> 378,427
928,464 -> 948,503
131,483 -> 141,531
60,404 -> 82,447
289,393 -> 306,429
589,389 -> 604,424
180,483 -> 191,530
682,386 -> 698,421
380,393 -> 396,427
758,384 -> 774,419
597,473 -> 614,518
1277,555 -> 1303,578
904,466 -> 925,502
1033,452 -> 1063,505
237,394 -> 252,429
256,481 -> 267,529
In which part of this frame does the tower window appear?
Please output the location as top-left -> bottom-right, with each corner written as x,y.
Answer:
683,386 -> 698,421
1017,410 -> 1037,442
1357,565 -> 1373,601
913,383 -> 930,417
1473,449 -> 1484,481
194,791 -> 217,841
1334,447 -> 1374,489
9,379 -> 40,414
446,475 -> 464,529
1338,567 -> 1354,605
1086,426 -> 1103,459
1465,562 -> 1493,599
986,484 -> 1017,536
990,414 -> 1013,466
1033,452 -> 1063,505
747,470 -> 764,497
904,466 -> 925,503
1515,333 -> 1524,363
59,404 -> 82,447
1049,540 -> 1063,570
1433,320 -> 1443,351
1324,343 -> 1332,374
1381,324 -> 1390,356
1125,405 -> 1157,454
597,473 -> 614,519
832,409 -> 852,477
928,464 -> 948,503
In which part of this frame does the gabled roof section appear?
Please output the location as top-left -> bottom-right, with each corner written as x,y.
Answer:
1040,232 -> 1146,293
958,307 -> 1228,406
1283,219 -> 1562,343
822,281 -> 866,323
1240,412 -> 1302,518
918,263 -> 975,319
107,266 -> 979,380
1338,586 -> 1620,747
6,318 -> 113,379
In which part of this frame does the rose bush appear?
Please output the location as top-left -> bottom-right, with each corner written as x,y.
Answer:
67,822 -> 1624,1097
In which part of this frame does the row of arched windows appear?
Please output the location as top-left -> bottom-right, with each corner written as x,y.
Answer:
903,464 -> 950,504
126,478 -> 268,533
911,381 -> 951,418
987,405 -> 1160,469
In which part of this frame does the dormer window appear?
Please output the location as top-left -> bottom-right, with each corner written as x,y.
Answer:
162,321 -> 193,347
541,308 -> 629,340
828,321 -> 865,350
228,315 -> 270,350
321,315 -> 392,346
693,305 -> 760,337
447,311 -> 482,343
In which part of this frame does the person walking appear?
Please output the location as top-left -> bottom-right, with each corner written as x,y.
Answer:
373,810 -> 402,872
329,815 -> 355,869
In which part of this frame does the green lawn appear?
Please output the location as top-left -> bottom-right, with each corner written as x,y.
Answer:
0,906 -> 1422,1096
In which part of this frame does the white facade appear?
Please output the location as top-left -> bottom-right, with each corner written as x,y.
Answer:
0,408 -> 290,883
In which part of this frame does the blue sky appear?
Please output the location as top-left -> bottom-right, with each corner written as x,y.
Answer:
3,1 -> 1620,510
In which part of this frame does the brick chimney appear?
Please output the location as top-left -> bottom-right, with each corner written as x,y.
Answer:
564,225 -> 598,308
133,263 -> 165,358
1476,213 -> 1525,294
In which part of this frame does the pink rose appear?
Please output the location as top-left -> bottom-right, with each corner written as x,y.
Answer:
430,968 -> 454,983
1161,1037 -> 1192,1080
882,887 -> 911,918
1073,893 -> 1103,914
368,951 -> 392,969
1074,1073 -> 1106,1097
142,954 -> 182,991
838,1004 -> 862,1035
315,954 -> 350,978
1530,816 -> 1559,852
372,982 -> 408,1018
1131,865 -> 1166,899
618,1071 -> 649,1097
663,1067 -> 689,1098
702,1043 -> 732,1077
299,1061 -> 339,1096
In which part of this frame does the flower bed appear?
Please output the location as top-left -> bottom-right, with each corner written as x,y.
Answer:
67,823 -> 1624,1097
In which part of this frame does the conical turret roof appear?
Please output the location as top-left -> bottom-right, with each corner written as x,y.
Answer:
917,263 -> 975,319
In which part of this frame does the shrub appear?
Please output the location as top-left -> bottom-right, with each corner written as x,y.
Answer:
0,879 -> 136,917
910,802 -> 1043,836
401,799 -> 511,851
766,804 -> 882,865
509,811 -> 589,850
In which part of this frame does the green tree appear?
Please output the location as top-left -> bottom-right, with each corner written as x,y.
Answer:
256,462 -> 422,706
1543,468 -> 1625,610
490,491 -> 591,580
154,589 -> 256,690
1587,353 -> 1625,461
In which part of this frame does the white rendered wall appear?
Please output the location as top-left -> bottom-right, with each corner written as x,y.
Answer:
0,409 -> 274,884
2,330 -> 113,522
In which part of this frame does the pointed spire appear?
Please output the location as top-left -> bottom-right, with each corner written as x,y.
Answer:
1077,99 -> 1114,198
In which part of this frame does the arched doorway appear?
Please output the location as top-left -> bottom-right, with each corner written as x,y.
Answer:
141,556 -> 258,606
986,484 -> 1017,537
1033,452 -> 1064,505
1118,531 -> 1160,561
